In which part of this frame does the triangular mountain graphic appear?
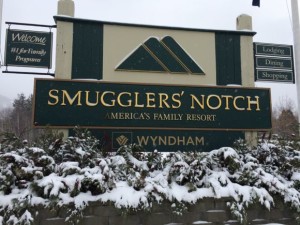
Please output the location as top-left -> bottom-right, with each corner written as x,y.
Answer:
116,36 -> 205,75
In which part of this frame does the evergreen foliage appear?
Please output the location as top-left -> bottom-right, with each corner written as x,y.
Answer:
0,130 -> 300,224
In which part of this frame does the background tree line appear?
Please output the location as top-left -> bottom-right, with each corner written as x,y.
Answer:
271,96 -> 299,139
0,94 -> 299,143
0,94 -> 41,142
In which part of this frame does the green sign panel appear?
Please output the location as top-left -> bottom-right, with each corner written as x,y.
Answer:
255,56 -> 293,70
253,42 -> 294,83
254,43 -> 292,57
33,79 -> 272,130
5,29 -> 52,68
256,69 -> 294,83
69,129 -> 244,152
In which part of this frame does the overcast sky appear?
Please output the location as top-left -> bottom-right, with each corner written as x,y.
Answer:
0,0 -> 297,110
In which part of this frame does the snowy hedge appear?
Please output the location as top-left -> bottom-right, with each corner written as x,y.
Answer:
0,130 -> 300,225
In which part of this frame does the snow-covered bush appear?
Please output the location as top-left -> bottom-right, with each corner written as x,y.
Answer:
0,130 -> 300,225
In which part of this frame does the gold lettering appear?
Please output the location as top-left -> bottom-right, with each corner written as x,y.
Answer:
105,112 -> 111,119
207,114 -> 212,121
61,90 -> 82,106
190,94 -> 205,109
119,113 -> 125,119
172,93 -> 182,109
48,89 -> 59,105
161,113 -> 168,120
110,113 -> 118,119
159,93 -> 170,108
186,137 -> 194,145
186,114 -> 192,120
150,136 -> 158,145
186,114 -> 217,121
233,96 -> 245,111
168,136 -> 177,145
221,95 -> 233,110
117,92 -> 131,107
134,92 -> 144,108
158,136 -> 167,145
137,136 -> 149,145
195,137 -> 205,146
124,113 -> 130,119
247,96 -> 260,111
207,95 -> 221,110
146,92 -> 156,108
177,136 -> 185,145
101,91 -> 115,107
85,91 -> 99,106
137,136 -> 205,146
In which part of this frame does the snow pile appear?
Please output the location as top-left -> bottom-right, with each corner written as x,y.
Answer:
0,131 -> 300,225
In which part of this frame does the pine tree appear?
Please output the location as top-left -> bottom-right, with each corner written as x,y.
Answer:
275,109 -> 298,139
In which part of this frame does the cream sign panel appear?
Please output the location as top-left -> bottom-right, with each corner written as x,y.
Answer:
102,24 -> 217,85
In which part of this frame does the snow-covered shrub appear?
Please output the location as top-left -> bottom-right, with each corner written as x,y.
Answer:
0,129 -> 300,224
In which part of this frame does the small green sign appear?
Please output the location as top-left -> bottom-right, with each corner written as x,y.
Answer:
253,42 -> 294,83
254,43 -> 292,57
69,129 -> 244,152
33,79 -> 272,131
5,29 -> 52,68
256,69 -> 294,83
255,56 -> 293,70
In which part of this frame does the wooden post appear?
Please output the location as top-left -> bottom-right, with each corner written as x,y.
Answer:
55,0 -> 75,138
237,14 -> 258,147
291,0 -> 300,135
55,0 -> 74,79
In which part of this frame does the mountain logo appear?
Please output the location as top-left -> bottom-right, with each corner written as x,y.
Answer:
112,132 -> 133,149
116,36 -> 205,75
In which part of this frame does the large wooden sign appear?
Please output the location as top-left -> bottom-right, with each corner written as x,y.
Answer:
5,29 -> 52,68
254,42 -> 294,83
33,79 -> 272,131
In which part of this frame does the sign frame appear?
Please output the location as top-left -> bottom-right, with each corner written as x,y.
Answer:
254,42 -> 293,57
253,42 -> 295,83
33,79 -> 272,131
4,28 -> 53,69
255,56 -> 293,70
255,69 -> 294,83
69,129 -> 245,152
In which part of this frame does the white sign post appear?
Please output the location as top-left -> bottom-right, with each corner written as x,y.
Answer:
291,0 -> 300,133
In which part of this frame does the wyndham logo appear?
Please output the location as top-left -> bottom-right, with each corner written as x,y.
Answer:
112,132 -> 133,149
116,36 -> 205,75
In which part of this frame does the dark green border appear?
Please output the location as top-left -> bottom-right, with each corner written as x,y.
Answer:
72,22 -> 103,79
33,79 -> 272,131
254,42 -> 292,57
5,29 -> 52,68
69,129 -> 244,152
215,33 -> 241,85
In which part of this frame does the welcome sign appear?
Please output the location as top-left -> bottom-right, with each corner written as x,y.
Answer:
33,79 -> 272,131
5,29 -> 52,68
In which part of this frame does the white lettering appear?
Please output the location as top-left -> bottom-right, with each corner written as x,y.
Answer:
12,32 -> 46,45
